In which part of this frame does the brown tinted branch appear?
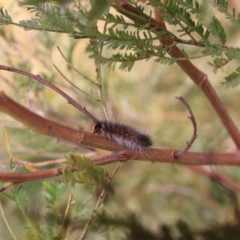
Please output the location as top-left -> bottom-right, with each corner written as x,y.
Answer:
1,150 -> 240,191
0,167 -> 63,184
0,64 -> 98,123
174,96 -> 198,159
188,166 -> 240,193
92,151 -> 130,165
1,92 -> 240,166
0,91 -> 121,152
114,1 -> 240,149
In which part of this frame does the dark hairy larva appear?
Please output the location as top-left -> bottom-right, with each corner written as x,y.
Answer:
93,121 -> 152,152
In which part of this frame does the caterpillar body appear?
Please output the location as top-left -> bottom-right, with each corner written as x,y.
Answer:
93,121 -> 152,152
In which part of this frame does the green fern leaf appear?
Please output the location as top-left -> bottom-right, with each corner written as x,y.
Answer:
209,16 -> 227,44
105,12 -> 135,29
215,0 -> 240,28
0,8 -> 12,24
42,181 -> 66,205
24,225 -> 46,240
223,66 -> 240,88
202,44 -> 224,57
65,155 -> 109,189
4,186 -> 27,213
216,0 -> 228,10
42,182 -> 67,238
212,57 -> 228,68
225,47 -> 240,60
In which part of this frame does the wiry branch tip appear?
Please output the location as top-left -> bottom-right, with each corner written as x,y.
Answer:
174,96 -> 198,159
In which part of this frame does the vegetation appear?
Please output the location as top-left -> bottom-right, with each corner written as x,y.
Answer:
1,0 -> 240,239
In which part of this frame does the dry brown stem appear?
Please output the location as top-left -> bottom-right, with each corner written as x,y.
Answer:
0,91 -> 120,152
174,96 -> 198,159
0,64 -> 98,123
188,166 -> 240,193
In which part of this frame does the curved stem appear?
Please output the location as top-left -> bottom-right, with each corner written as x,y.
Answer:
0,64 -> 98,123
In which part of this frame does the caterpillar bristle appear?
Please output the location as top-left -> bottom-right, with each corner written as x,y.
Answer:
93,121 -> 152,152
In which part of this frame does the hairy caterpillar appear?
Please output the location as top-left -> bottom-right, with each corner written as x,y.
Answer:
93,121 -> 152,152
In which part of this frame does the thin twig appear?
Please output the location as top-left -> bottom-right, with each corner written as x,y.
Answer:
0,167 -> 63,185
57,194 -> 73,239
0,152 -> 129,191
174,96 -> 198,159
188,165 -> 240,220
0,200 -> 18,240
2,149 -> 240,192
56,46 -> 99,87
0,64 -> 98,123
92,151 -> 130,165
12,154 -> 94,168
188,166 -> 240,193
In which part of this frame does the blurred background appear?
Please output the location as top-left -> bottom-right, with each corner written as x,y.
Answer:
1,0 -> 240,239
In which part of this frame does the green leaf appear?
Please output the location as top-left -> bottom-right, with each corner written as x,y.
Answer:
225,47 -> 240,60
215,0 -> 240,28
4,186 -> 27,213
212,57 -> 228,68
42,181 -> 66,205
0,8 -> 12,24
222,66 -> 240,88
209,16 -> 227,44
65,155 -> 108,189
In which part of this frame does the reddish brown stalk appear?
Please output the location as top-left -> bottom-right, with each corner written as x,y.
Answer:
1,92 -> 240,166
0,64 -> 98,123
1,150 -> 240,189
188,166 -> 240,193
92,152 -> 130,165
0,167 -> 63,184
174,96 -> 198,159
0,91 -> 121,152
114,1 -> 240,149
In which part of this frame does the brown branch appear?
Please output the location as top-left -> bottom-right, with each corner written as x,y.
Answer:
189,165 -> 240,220
0,167 -> 63,184
188,166 -> 240,193
0,64 -> 98,123
0,166 -> 75,192
114,1 -> 240,149
92,151 -> 130,165
0,91 -> 121,152
1,151 -> 240,192
174,96 -> 198,159
1,92 -> 240,167
0,154 -> 128,191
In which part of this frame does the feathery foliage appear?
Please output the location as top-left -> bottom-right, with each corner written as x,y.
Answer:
64,155 -> 109,190
1,0 -> 240,238
222,66 -> 240,88
0,0 -> 237,74
4,182 -> 68,239
5,186 -> 27,213
0,8 -> 12,25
